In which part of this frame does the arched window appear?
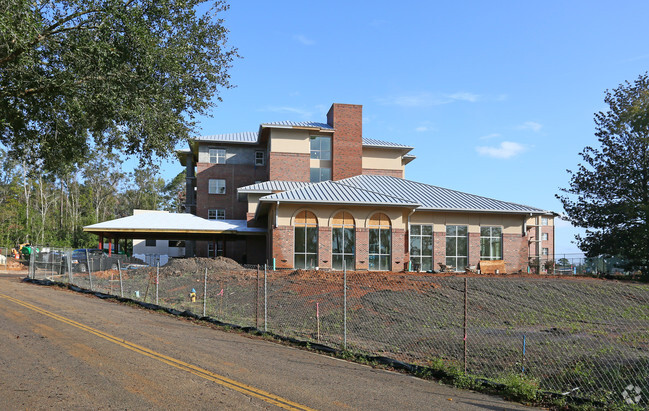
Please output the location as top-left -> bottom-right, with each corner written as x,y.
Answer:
294,211 -> 318,269
368,213 -> 391,271
332,211 -> 355,270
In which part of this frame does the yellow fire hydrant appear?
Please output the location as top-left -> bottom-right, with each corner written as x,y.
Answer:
189,288 -> 197,303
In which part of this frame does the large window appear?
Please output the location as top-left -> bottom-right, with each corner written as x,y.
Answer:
480,226 -> 502,260
332,212 -> 355,270
209,148 -> 226,164
410,224 -> 433,271
310,136 -> 331,160
369,213 -> 391,271
208,179 -> 226,194
294,211 -> 318,269
310,167 -> 331,183
208,241 -> 224,257
446,225 -> 468,271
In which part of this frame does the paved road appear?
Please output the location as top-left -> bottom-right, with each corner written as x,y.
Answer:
0,272 -> 534,410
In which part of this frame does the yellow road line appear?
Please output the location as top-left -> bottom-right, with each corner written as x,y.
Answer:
0,293 -> 315,411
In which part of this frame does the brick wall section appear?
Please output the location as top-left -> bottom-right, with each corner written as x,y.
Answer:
468,232 -> 480,268
391,228 -> 406,271
362,168 -> 403,178
196,163 -> 268,220
328,104 -> 363,180
272,226 -> 294,269
503,233 -> 528,273
268,152 -> 310,181
433,231 -> 446,270
318,227 -> 332,269
355,228 -> 369,270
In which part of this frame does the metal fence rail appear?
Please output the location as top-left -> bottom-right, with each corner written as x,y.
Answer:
27,251 -> 649,407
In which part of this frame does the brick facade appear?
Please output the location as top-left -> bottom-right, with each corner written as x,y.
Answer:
328,104 -> 363,181
196,163 -> 268,220
503,233 -> 528,273
362,168 -> 404,178
468,232 -> 480,267
268,152 -> 310,182
355,228 -> 369,270
391,228 -> 407,271
318,227 -> 332,269
433,231 -> 446,270
272,225 -> 294,268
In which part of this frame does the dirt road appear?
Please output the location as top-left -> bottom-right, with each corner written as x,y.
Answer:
0,272 -> 533,410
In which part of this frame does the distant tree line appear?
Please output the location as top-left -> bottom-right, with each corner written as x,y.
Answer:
0,147 -> 185,249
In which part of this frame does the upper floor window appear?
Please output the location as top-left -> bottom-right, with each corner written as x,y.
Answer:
209,148 -> 226,164
208,209 -> 225,220
255,151 -> 265,166
541,217 -> 549,226
310,136 -> 331,160
542,233 -> 549,241
208,179 -> 226,194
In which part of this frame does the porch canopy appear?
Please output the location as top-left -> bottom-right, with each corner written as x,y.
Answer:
84,212 -> 265,242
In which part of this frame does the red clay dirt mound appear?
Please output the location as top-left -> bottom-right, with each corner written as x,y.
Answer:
4,257 -> 27,271
88,256 -> 248,280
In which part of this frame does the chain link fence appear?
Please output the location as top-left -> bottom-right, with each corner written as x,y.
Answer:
28,251 -> 649,407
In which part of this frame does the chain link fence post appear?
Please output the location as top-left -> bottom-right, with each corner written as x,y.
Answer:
118,260 -> 124,297
264,263 -> 267,332
343,260 -> 347,351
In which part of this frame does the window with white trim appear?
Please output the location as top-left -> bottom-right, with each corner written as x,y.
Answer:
208,241 -> 224,257
542,233 -> 548,241
310,136 -> 331,160
541,217 -> 549,226
369,213 -> 391,271
332,212 -> 355,270
208,179 -> 226,194
410,225 -> 433,271
294,211 -> 318,269
542,248 -> 549,256
480,226 -> 502,261
255,151 -> 265,166
446,225 -> 468,271
208,209 -> 225,220
209,148 -> 226,164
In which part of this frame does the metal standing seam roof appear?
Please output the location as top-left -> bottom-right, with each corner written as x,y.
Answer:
238,180 -> 313,194
84,213 -> 265,233
191,126 -> 411,150
261,121 -> 334,130
194,131 -> 259,143
258,175 -> 550,214
338,175 -> 551,214
260,179 -> 420,207
362,138 -> 413,150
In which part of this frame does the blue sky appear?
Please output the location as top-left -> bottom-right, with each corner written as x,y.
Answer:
156,0 -> 649,256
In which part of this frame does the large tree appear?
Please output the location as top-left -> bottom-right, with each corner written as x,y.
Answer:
558,73 -> 649,271
1,0 -> 237,174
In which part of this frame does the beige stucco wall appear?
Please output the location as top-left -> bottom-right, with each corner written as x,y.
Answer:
409,211 -> 527,234
362,147 -> 405,172
273,203 -> 407,229
247,194 -> 263,214
525,215 -> 554,226
269,129 -> 311,153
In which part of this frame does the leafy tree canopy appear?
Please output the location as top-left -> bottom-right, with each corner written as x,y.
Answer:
0,0 -> 237,174
558,73 -> 649,271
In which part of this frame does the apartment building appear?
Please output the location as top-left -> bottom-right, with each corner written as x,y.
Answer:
179,103 -> 555,272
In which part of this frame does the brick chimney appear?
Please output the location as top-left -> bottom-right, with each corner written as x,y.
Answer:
327,103 -> 363,180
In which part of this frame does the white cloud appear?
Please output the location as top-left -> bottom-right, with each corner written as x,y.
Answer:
517,121 -> 542,132
479,133 -> 501,140
294,34 -> 315,46
475,141 -> 526,159
447,92 -> 480,103
377,91 -> 481,108
260,106 -> 313,119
